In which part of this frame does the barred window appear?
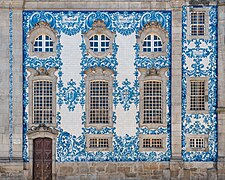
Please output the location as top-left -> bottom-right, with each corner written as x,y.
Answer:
143,34 -> 162,52
143,138 -> 162,148
190,81 -> 205,111
33,80 -> 53,124
90,81 -> 109,124
191,12 -> 205,36
143,81 -> 162,124
89,138 -> 109,148
34,35 -> 53,52
89,34 -> 110,53
190,138 -> 204,148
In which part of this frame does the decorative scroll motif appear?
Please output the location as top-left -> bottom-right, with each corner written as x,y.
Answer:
26,11 -> 169,36
113,78 -> 139,111
182,6 -> 218,161
60,79 -> 81,111
23,10 -> 172,162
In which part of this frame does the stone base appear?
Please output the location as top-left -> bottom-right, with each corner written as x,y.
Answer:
1,161 -> 225,179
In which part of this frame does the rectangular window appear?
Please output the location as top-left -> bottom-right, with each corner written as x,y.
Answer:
143,138 -> 163,148
90,81 -> 109,124
191,12 -> 205,36
33,80 -> 53,124
190,81 -> 205,111
86,134 -> 113,152
143,81 -> 162,124
190,138 -> 204,148
89,138 -> 109,148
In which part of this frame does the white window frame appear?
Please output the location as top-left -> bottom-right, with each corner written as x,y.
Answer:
83,20 -> 115,58
89,34 -> 110,53
137,22 -> 168,58
27,67 -> 57,128
139,68 -> 168,129
139,134 -> 167,152
85,134 -> 113,152
142,34 -> 163,53
33,34 -> 54,53
186,134 -> 209,152
186,77 -> 209,114
187,7 -> 209,39
85,67 -> 114,130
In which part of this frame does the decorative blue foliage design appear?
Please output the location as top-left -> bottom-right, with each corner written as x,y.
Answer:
61,79 -> 81,111
181,6 -> 218,161
113,78 -> 139,111
23,10 -> 172,162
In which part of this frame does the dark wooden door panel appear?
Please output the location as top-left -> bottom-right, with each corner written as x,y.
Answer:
34,138 -> 52,180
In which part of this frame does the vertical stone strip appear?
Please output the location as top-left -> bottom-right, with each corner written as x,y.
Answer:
218,2 -> 225,165
12,6 -> 23,160
0,7 -> 10,160
9,5 -> 13,161
171,1 -> 183,160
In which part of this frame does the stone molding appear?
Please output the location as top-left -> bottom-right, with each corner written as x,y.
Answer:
84,67 -> 114,130
138,67 -> 168,129
83,20 -> 115,58
27,67 -> 58,129
27,22 -> 58,59
137,21 -> 169,59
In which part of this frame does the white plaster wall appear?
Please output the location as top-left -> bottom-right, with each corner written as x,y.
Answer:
114,33 -> 137,136
58,33 -> 83,136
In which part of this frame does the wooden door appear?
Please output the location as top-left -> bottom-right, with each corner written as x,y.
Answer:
33,138 -> 52,180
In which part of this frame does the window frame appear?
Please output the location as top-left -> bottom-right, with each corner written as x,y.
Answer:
187,7 -> 209,39
85,134 -> 113,152
139,68 -> 168,129
85,67 -> 114,130
27,22 -> 58,59
33,34 -> 54,53
186,134 -> 209,152
139,134 -> 167,152
186,77 -> 209,114
137,22 -> 168,58
89,34 -> 110,53
27,67 -> 57,128
83,20 -> 115,58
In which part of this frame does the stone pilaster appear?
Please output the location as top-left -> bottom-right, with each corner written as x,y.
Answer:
218,0 -> 225,163
171,0 -> 183,160
0,8 -> 10,161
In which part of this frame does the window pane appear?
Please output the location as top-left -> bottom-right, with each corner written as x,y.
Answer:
143,81 -> 162,123
90,81 -> 109,124
33,80 -> 53,124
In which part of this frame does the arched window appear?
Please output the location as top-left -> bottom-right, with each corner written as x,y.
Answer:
83,20 -> 115,58
137,22 -> 168,58
89,34 -> 110,53
34,35 -> 54,52
27,22 -> 58,59
143,34 -> 163,53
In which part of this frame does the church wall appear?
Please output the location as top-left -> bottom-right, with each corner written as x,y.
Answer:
1,0 -> 225,179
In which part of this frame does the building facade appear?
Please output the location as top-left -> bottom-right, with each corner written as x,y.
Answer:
1,0 -> 225,179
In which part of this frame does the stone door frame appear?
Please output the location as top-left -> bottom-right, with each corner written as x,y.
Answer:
27,125 -> 58,180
